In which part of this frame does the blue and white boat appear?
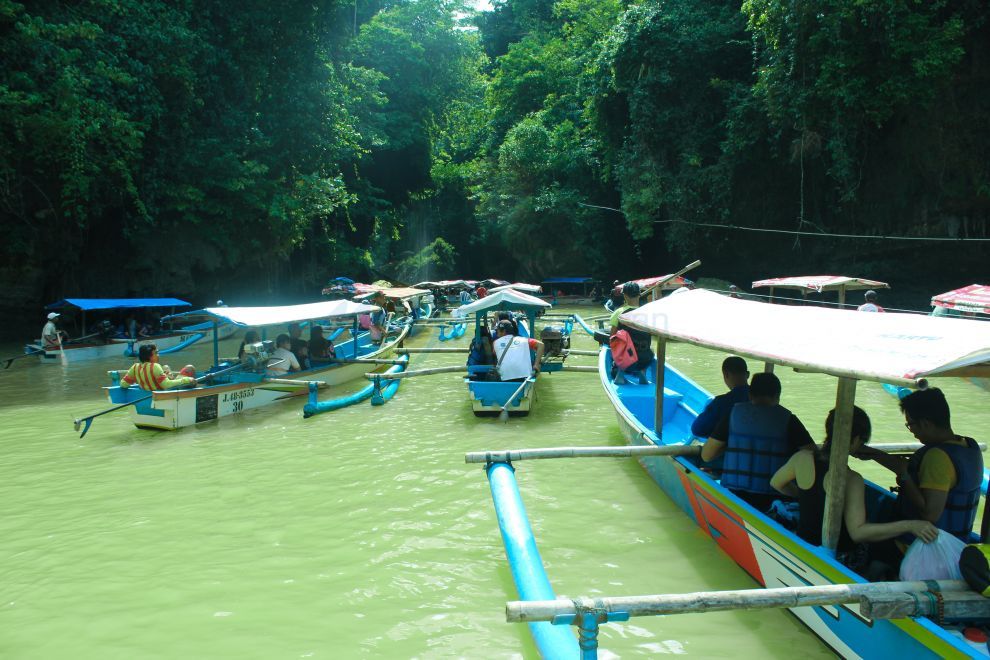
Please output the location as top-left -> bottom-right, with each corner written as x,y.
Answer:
26,298 -> 235,363
102,300 -> 409,431
453,288 -> 552,416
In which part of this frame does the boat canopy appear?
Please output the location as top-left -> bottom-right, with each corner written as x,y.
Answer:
489,282 -> 542,294
633,274 -> 692,293
354,286 -> 430,301
164,300 -> 381,328
751,275 -> 889,292
47,298 -> 191,311
413,279 -> 474,291
619,289 -> 990,384
542,277 -> 595,284
932,284 -> 990,315
453,289 -> 551,317
481,278 -> 509,288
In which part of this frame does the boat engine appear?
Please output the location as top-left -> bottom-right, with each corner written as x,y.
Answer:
241,340 -> 275,372
540,326 -> 569,357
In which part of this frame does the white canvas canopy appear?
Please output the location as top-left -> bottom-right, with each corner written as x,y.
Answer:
452,289 -> 551,318
620,289 -> 990,385
488,282 -> 542,294
166,300 -> 381,328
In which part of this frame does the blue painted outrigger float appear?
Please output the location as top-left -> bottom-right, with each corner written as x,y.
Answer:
453,288 -> 553,416
472,289 -> 990,658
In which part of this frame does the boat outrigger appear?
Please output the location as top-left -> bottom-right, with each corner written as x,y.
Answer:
96,300 -> 409,432
470,288 -> 990,658
452,288 -> 553,416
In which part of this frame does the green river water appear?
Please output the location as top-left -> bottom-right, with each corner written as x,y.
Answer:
2,305 -> 987,658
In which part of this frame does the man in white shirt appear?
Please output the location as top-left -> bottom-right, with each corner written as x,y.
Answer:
857,290 -> 885,313
491,320 -> 544,381
267,333 -> 301,376
41,312 -> 67,349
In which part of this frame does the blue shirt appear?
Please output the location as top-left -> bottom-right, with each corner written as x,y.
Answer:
691,384 -> 750,438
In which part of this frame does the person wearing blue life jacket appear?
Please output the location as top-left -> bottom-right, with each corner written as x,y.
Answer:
691,356 -> 750,438
467,325 -> 495,367
701,372 -> 815,511
858,388 -> 983,541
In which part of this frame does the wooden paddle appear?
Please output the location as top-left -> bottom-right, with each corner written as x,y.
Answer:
72,362 -> 245,438
499,377 -> 535,423
3,348 -> 44,369
648,259 -> 701,294
56,332 -> 68,366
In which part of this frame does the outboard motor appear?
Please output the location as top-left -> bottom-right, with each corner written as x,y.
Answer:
541,326 -> 565,357
241,340 -> 275,372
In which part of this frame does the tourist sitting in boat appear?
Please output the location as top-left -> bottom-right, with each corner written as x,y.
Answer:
267,334 -> 300,376
288,323 -> 309,368
770,406 -> 938,576
691,357 -> 750,439
369,292 -> 389,343
609,281 -> 654,384
492,320 -> 544,382
41,312 -> 68,349
857,388 -> 983,541
308,326 -> 335,360
467,326 -> 495,366
494,311 -> 519,336
119,344 -> 196,390
237,330 -> 261,360
856,290 -> 885,312
701,372 -> 815,511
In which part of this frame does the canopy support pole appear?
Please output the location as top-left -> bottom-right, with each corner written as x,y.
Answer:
764,362 -> 774,374
654,336 -> 667,437
212,320 -> 219,367
352,317 -> 359,358
822,376 -> 857,552
838,285 -> 847,309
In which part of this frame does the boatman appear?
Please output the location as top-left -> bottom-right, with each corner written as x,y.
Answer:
608,281 -> 654,384
120,344 -> 196,390
492,320 -> 544,382
691,357 -> 750,438
857,290 -> 885,312
701,372 -> 815,511
41,312 -> 68,349
858,388 -> 983,541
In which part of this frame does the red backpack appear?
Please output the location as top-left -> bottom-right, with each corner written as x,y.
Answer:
609,329 -> 638,370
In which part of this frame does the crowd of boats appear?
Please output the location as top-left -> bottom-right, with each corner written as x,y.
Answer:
9,268 -> 990,658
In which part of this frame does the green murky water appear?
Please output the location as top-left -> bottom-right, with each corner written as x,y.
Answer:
1,305 -> 985,658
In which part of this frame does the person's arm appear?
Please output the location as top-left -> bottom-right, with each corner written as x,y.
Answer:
855,445 -> 910,477
841,471 -> 939,544
702,413 -> 730,462
690,396 -> 721,437
530,339 -> 544,374
770,451 -> 811,498
286,351 -> 301,372
904,448 -> 955,523
119,363 -> 137,388
787,415 -> 816,451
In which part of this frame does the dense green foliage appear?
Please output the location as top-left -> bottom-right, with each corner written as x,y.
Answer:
1,0 -> 988,327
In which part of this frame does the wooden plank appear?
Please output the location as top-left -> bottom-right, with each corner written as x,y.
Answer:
822,376 -> 857,551
465,444 -> 702,464
860,591 -> 990,620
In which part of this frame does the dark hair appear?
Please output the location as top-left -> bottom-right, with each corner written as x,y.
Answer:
496,320 -> 514,334
749,372 -> 781,398
310,325 -> 324,337
824,406 -> 872,452
276,333 -> 291,347
244,330 -> 260,343
138,343 -> 157,362
622,281 -> 641,297
497,311 -> 511,321
722,356 -> 748,375
900,388 -> 951,428
864,290 -> 878,301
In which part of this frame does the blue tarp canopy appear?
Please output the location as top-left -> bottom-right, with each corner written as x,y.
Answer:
47,298 -> 191,311
541,277 -> 595,284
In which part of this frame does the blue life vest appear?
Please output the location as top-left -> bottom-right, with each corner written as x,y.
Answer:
902,437 -> 983,539
721,402 -> 793,495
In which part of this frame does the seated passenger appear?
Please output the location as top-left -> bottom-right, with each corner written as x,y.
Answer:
771,407 -> 937,566
859,388 -> 983,541
495,311 -> 519,336
702,372 -> 815,511
369,292 -> 388,343
467,326 -> 495,367
267,334 -> 300,376
691,356 -> 750,438
608,281 -> 654,384
120,344 -> 196,390
237,330 -> 260,360
308,326 -> 335,360
492,320 -> 544,382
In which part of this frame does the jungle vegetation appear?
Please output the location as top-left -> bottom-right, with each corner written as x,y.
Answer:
1,0 -> 988,325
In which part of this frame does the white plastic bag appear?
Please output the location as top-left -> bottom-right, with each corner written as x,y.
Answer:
899,530 -> 966,581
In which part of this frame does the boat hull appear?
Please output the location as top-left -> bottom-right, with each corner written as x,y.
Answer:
598,350 -> 975,659
466,377 -> 535,416
29,324 -> 236,364
108,327 -> 407,430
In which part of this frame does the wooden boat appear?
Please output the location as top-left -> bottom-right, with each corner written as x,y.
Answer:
751,275 -> 890,309
931,284 -> 990,394
592,289 -> 990,658
104,300 -> 408,430
453,289 -> 552,416
25,298 -> 235,364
